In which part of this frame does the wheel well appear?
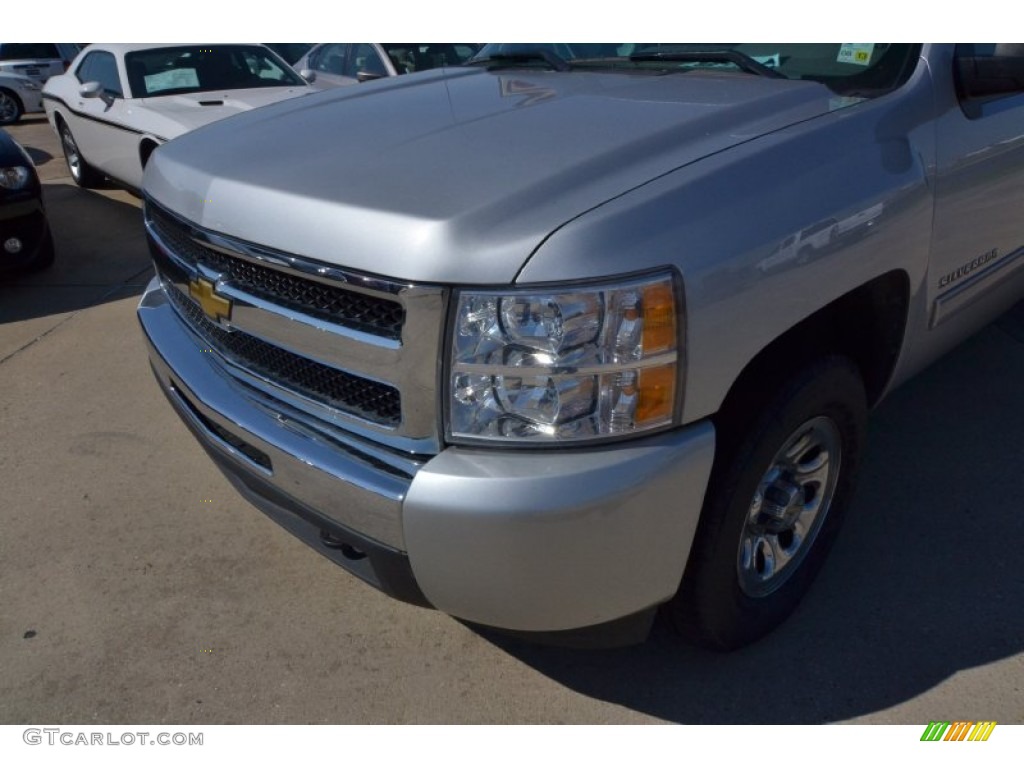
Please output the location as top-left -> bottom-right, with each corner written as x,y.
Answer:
139,139 -> 158,168
713,270 -> 909,446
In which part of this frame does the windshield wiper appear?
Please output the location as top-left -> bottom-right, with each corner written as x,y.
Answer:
629,50 -> 784,79
466,51 -> 571,72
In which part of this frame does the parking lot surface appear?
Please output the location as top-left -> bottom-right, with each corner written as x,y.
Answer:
1,116 -> 1022,724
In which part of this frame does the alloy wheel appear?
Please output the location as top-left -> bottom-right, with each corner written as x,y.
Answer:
61,127 -> 81,182
0,91 -> 19,124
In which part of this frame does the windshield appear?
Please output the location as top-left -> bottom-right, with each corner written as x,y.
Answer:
473,44 -> 922,96
125,45 -> 305,97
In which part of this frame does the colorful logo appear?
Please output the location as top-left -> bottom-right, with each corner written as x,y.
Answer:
920,721 -> 996,742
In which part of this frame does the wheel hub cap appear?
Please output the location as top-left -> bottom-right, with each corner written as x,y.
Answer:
737,415 -> 842,597
760,477 -> 806,532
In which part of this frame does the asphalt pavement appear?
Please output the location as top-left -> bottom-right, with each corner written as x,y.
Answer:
1,115 -> 1022,724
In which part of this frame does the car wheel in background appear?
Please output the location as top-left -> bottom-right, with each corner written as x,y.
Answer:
59,119 -> 102,188
0,89 -> 23,125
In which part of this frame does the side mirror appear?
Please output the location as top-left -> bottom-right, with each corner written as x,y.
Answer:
79,81 -> 103,99
299,68 -> 316,83
956,45 -> 1024,99
356,71 -> 385,83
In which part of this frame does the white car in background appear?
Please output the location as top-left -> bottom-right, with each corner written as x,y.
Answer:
0,72 -> 44,125
42,43 -> 316,189
296,43 -> 480,89
0,43 -> 81,84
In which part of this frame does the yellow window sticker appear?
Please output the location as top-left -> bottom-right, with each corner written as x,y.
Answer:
837,44 -> 875,67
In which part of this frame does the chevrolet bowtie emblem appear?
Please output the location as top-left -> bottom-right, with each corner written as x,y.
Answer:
189,277 -> 232,323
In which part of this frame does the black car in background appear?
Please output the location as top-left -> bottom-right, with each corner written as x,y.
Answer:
0,127 -> 53,273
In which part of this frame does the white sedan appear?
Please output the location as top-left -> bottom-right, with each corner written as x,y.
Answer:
42,43 -> 316,189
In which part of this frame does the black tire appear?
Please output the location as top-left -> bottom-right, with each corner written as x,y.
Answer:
58,119 -> 103,188
0,88 -> 23,125
139,139 -> 158,169
668,355 -> 867,651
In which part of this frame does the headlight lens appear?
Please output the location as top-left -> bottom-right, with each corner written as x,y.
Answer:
19,80 -> 41,91
449,271 -> 681,444
0,166 -> 31,190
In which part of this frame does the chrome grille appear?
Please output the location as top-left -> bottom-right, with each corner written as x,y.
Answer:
165,280 -> 402,427
148,205 -> 405,339
144,198 -> 447,453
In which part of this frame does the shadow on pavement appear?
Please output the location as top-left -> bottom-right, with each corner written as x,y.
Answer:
0,182 -> 152,324
23,145 -> 53,166
479,310 -> 1024,723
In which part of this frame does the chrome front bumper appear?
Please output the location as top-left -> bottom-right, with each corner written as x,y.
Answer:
140,277 -> 717,635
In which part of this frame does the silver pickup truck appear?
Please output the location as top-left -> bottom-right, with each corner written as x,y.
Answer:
137,44 -> 1024,649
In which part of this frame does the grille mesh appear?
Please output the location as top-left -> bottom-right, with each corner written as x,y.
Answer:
148,206 -> 405,340
165,281 -> 401,427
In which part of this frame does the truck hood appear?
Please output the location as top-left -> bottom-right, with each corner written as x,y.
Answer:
138,86 -> 314,139
145,67 -> 842,284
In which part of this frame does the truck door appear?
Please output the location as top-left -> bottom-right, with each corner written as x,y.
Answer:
929,43 -> 1024,333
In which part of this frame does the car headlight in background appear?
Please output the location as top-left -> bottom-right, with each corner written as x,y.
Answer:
18,80 -> 41,92
449,271 -> 681,444
0,166 -> 31,190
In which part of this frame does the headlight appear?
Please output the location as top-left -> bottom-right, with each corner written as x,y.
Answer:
448,271 -> 681,444
0,167 -> 31,190
19,80 -> 41,92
